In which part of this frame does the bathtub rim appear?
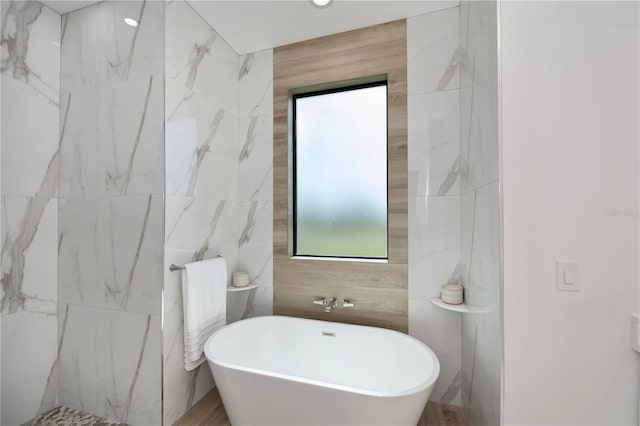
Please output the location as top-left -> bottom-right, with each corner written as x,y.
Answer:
205,315 -> 440,398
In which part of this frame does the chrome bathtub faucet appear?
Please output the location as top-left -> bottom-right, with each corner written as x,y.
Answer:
311,297 -> 337,312
341,299 -> 355,308
312,297 -> 355,312
312,297 -> 327,307
324,297 -> 338,313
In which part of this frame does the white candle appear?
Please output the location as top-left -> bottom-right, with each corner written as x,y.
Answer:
440,283 -> 464,305
232,271 -> 250,287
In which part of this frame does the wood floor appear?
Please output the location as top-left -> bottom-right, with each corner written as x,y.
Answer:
174,388 -> 468,426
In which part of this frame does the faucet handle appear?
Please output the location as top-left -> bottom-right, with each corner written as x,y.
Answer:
325,297 -> 338,313
342,299 -> 355,308
313,297 -> 327,306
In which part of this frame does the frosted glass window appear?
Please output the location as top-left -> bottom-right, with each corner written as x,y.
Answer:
293,82 -> 388,259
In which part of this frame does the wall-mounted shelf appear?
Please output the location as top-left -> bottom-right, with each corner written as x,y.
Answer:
430,298 -> 468,313
227,284 -> 258,293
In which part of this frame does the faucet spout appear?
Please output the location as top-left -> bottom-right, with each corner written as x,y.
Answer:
324,297 -> 338,313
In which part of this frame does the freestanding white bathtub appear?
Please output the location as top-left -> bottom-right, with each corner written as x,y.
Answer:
204,316 -> 440,426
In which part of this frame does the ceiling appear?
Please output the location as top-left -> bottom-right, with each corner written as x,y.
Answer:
40,0 -> 100,14
188,1 -> 457,54
40,0 -> 457,54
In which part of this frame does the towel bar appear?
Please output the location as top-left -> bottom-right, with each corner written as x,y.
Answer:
169,255 -> 221,272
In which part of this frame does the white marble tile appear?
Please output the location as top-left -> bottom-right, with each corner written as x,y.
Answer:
459,0 -> 470,87
238,49 -> 273,118
104,311 -> 161,425
459,81 -> 471,188
459,0 -> 499,194
105,75 -> 164,196
1,304 -> 58,426
61,0 -> 164,94
60,4 -> 104,94
1,0 -> 60,103
460,313 -> 474,418
61,75 -> 164,197
409,298 -> 461,405
461,182 -> 500,310
238,201 -> 272,287
460,84 -> 499,193
163,249 -> 196,322
101,0 -> 164,85
408,90 -> 460,197
162,305 -> 215,425
1,75 -> 60,197
408,196 -> 460,301
164,0 -> 210,83
165,197 -> 239,285
104,195 -> 163,315
165,79 -> 239,199
237,285 -> 273,320
165,0 -> 238,116
407,6 -> 459,96
196,28 -> 238,116
58,303 -> 106,418
239,114 -> 273,201
226,290 -> 242,324
460,0 -> 498,92
1,196 -> 58,314
460,190 -> 473,295
461,312 -> 501,426
59,88 -> 106,197
161,255 -> 188,409
58,197 -> 107,308
163,5 -> 243,413
459,1 -> 500,423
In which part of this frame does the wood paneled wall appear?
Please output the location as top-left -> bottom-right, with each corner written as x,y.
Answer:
273,20 -> 408,332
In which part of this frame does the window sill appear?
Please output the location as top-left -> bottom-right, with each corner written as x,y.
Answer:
290,256 -> 388,264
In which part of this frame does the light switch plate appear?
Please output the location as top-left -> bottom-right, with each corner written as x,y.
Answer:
632,314 -> 640,353
556,261 -> 581,291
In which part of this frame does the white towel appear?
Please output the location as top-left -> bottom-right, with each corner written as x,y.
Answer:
182,257 -> 227,371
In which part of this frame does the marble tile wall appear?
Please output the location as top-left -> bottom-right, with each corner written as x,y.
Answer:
56,1 -> 164,424
237,49 -> 274,320
459,1 -> 501,425
0,1 -> 61,424
163,1 -> 242,423
162,5 -> 275,421
407,6 -> 462,405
